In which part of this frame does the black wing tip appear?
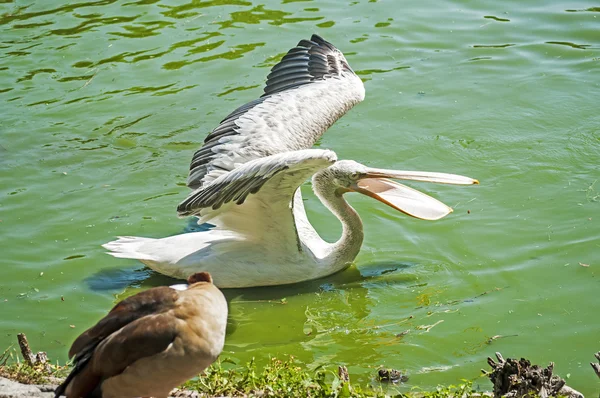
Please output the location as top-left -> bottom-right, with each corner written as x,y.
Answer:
263,34 -> 345,97
310,34 -> 326,45
176,198 -> 192,215
176,198 -> 205,217
176,204 -> 192,217
296,34 -> 336,51
297,39 -> 316,48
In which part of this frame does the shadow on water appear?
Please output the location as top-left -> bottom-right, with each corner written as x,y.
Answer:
83,266 -> 180,292
84,253 -> 418,297
84,261 -> 368,296
182,218 -> 215,233
358,260 -> 417,278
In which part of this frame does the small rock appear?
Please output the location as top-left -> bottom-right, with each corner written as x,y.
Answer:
0,377 -> 55,398
377,368 -> 408,383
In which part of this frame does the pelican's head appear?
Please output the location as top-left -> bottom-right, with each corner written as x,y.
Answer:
315,160 -> 479,221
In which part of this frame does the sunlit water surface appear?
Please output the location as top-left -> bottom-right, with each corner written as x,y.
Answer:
1,0 -> 599,394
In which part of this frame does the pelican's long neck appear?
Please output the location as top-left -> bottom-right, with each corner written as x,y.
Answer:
311,173 -> 364,268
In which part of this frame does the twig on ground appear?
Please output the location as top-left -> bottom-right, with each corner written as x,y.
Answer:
17,334 -> 35,367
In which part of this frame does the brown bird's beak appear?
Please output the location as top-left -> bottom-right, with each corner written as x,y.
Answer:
349,168 -> 479,221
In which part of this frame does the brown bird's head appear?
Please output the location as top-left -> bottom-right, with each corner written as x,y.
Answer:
187,272 -> 213,285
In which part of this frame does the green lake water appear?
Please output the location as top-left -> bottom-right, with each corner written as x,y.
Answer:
1,0 -> 599,394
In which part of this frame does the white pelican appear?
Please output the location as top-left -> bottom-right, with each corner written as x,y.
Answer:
104,35 -> 478,288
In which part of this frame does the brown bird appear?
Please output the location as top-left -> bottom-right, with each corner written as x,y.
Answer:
55,272 -> 227,398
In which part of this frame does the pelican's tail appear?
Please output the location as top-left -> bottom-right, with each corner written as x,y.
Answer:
102,236 -> 157,261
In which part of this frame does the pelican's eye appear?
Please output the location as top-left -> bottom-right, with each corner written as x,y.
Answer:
350,172 -> 360,179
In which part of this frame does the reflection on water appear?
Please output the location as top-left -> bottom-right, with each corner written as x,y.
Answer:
1,0 -> 600,395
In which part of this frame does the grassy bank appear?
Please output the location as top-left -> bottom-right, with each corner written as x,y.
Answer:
0,345 -> 481,398
3,334 -> 591,398
180,356 -> 480,397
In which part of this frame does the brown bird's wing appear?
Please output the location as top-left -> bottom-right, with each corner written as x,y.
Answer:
91,312 -> 178,376
68,286 -> 178,358
55,287 -> 179,398
57,313 -> 179,398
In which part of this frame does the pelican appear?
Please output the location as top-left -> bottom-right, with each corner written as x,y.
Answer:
104,35 -> 478,288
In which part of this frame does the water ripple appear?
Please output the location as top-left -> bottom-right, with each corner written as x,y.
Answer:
105,114 -> 152,135
472,43 -> 515,48
16,68 -> 56,82
217,4 -> 323,28
217,84 -> 260,97
163,42 -> 265,70
0,0 -> 119,26
484,15 -> 510,22
104,83 -> 176,96
50,15 -> 139,36
159,0 -> 252,19
546,41 -> 591,50
12,21 -> 55,29
565,7 -> 600,13
109,20 -> 175,38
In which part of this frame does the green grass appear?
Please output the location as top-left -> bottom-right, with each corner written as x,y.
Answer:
1,345 -> 485,398
181,356 -> 483,398
0,346 -> 69,385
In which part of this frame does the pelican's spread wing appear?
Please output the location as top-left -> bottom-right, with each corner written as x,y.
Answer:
178,149 -> 336,250
179,149 -> 336,217
187,35 -> 364,190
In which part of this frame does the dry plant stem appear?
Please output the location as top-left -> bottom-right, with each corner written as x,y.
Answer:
16,334 -> 35,367
338,366 -> 350,382
36,352 -> 52,374
16,333 -> 52,374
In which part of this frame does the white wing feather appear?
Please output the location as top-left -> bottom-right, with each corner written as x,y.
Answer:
187,35 -> 364,190
178,149 -> 337,250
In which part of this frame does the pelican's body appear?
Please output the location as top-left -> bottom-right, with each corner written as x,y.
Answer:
105,155 -> 362,287
104,35 -> 478,288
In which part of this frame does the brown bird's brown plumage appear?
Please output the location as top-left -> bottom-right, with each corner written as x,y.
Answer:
55,272 -> 227,398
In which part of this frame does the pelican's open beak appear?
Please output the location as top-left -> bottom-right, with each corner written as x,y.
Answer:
349,169 -> 479,221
